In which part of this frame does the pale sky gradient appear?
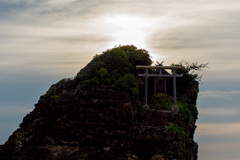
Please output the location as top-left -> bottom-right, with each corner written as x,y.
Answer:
1,1 -> 240,159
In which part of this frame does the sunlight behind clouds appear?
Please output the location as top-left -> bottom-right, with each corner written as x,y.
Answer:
101,14 -> 158,50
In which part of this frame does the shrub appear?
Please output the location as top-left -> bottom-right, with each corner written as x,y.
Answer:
171,61 -> 208,95
75,45 -> 152,97
44,87 -> 54,98
150,94 -> 173,110
188,104 -> 198,120
177,101 -> 192,122
52,95 -> 60,99
169,125 -> 186,138
138,105 -> 146,118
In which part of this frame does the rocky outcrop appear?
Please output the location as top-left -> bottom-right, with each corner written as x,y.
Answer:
0,81 -> 198,160
0,46 -> 199,160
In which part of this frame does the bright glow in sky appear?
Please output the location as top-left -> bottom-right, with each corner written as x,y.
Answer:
1,1 -> 240,159
102,14 -> 156,49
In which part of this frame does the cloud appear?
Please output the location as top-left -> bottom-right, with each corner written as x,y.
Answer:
0,105 -> 33,144
0,105 -> 33,119
0,1 -> 111,78
1,0 -> 172,77
144,2 -> 240,69
199,90 -> 240,98
196,89 -> 240,119
2,0 -> 239,68
198,89 -> 240,107
199,108 -> 240,116
196,122 -> 240,138
0,121 -> 20,144
197,142 -> 240,160
0,0 -> 49,22
196,122 -> 240,159
197,107 -> 240,123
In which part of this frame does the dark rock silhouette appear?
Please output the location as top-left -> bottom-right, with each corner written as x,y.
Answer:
0,46 -> 199,160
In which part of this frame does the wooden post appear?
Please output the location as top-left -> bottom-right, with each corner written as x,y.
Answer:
173,69 -> 177,105
144,69 -> 148,106
164,78 -> 167,93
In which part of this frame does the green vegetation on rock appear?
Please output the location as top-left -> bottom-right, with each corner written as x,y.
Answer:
169,125 -> 186,138
43,78 -> 68,98
170,61 -> 206,121
172,60 -> 208,95
138,105 -> 146,118
178,101 -> 192,121
150,94 -> 173,110
75,45 -> 152,97
42,46 -> 202,125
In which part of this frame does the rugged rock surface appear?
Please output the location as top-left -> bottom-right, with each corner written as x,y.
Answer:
0,46 -> 199,160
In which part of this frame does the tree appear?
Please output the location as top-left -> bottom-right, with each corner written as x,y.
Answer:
75,45 -> 152,97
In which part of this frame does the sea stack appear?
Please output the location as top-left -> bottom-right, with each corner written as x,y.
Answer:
0,45 -> 199,160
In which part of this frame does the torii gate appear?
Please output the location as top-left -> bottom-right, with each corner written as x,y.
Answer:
136,65 -> 185,107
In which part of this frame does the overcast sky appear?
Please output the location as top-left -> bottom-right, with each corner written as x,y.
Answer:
1,1 -> 240,159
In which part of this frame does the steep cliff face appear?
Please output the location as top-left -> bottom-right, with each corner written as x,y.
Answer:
0,45 -> 199,160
